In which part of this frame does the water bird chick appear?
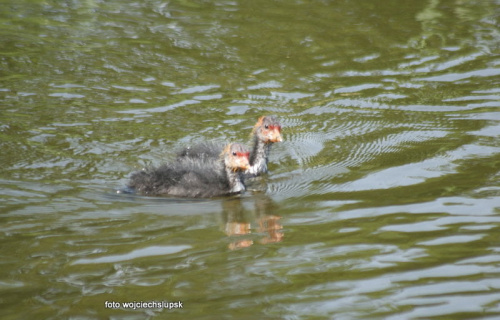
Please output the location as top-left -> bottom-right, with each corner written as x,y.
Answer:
178,116 -> 282,176
128,143 -> 250,198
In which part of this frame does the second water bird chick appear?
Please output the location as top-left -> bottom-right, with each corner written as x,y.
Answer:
128,143 -> 250,198
178,116 -> 282,176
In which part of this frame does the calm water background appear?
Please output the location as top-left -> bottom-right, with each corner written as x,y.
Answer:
1,0 -> 500,319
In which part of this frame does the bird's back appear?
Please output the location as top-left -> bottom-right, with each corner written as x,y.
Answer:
128,158 -> 231,197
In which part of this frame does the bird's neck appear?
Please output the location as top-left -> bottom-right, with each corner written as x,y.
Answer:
249,137 -> 271,174
224,162 -> 245,194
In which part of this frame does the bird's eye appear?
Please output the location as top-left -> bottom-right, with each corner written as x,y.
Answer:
264,124 -> 269,129
232,152 -> 237,156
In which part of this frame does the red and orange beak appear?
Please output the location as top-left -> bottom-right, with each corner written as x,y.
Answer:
234,152 -> 250,171
266,125 -> 282,143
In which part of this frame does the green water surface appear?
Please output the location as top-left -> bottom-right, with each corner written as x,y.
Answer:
1,0 -> 499,319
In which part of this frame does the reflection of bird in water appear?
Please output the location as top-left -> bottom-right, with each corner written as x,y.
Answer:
178,116 -> 282,177
258,215 -> 283,244
253,193 -> 283,244
222,194 -> 283,249
128,143 -> 250,198
221,198 -> 253,250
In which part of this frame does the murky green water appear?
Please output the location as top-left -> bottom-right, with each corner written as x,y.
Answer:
1,0 -> 500,319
